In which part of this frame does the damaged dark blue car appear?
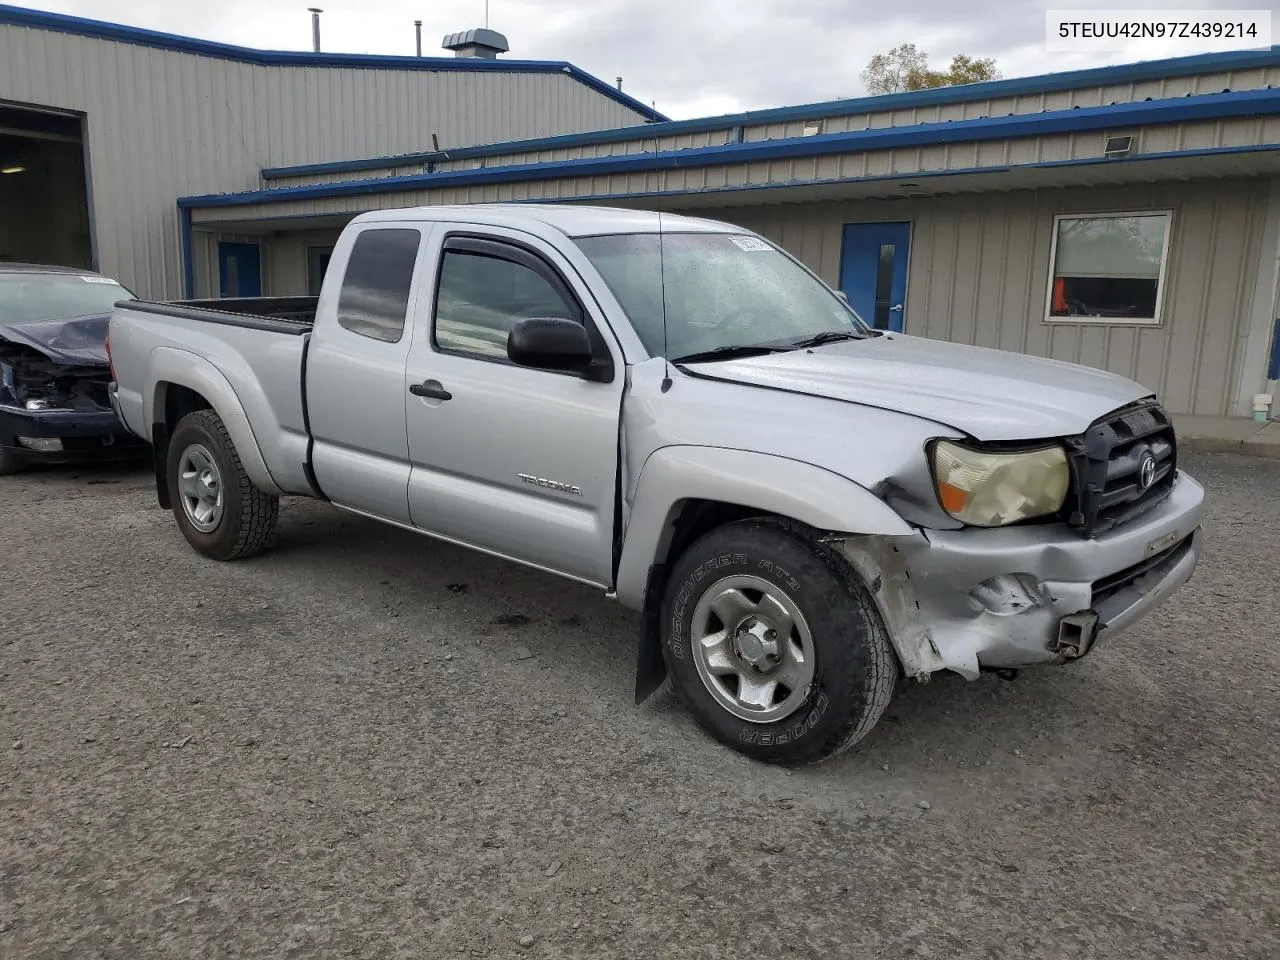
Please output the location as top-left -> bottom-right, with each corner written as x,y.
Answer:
0,262 -> 147,474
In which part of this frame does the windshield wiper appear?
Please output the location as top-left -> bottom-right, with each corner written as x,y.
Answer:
671,344 -> 792,364
787,329 -> 868,349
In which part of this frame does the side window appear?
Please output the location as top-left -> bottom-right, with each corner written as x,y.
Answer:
435,248 -> 579,360
336,228 -> 421,342
1046,212 -> 1170,324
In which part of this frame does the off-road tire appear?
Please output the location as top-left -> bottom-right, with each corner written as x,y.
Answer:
167,409 -> 278,561
660,518 -> 898,765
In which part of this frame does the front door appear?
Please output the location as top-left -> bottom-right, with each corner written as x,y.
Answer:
217,241 -> 262,298
839,222 -> 910,332
403,226 -> 624,587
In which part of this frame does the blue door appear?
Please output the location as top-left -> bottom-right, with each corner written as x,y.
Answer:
839,222 -> 910,332
217,241 -> 262,298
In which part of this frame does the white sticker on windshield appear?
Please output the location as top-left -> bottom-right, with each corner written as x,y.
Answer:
728,236 -> 772,252
80,276 -> 119,284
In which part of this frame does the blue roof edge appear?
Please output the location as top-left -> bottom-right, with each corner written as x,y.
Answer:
180,86 -> 1280,209
260,43 -> 1280,181
0,2 -> 667,122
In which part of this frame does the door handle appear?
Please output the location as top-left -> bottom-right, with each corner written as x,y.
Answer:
889,304 -> 903,312
409,380 -> 452,401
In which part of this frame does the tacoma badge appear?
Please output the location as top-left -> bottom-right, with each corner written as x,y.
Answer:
518,474 -> 584,496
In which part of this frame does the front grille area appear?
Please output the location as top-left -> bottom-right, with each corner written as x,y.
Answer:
1062,400 -> 1177,538
1091,533 -> 1194,606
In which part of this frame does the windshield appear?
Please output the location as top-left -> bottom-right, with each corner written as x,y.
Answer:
574,231 -> 869,361
0,273 -> 132,325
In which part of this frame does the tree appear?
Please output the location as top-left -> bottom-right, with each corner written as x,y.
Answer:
861,45 -> 1001,95
860,43 -> 929,96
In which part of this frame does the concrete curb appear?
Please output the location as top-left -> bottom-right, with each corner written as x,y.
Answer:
1181,436 -> 1280,460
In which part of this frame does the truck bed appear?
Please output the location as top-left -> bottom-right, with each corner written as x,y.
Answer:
109,295 -> 320,499
123,296 -> 317,334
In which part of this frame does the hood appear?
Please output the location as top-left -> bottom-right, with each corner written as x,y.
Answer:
0,312 -> 110,366
684,333 -> 1152,442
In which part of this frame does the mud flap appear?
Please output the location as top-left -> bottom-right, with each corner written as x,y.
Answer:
151,422 -> 171,509
634,563 -> 668,704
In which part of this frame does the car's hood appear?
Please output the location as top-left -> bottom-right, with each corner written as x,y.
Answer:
683,333 -> 1153,441
0,312 -> 110,366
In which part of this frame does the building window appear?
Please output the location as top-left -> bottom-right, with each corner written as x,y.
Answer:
1046,212 -> 1171,324
434,249 -> 579,360
336,228 -> 421,342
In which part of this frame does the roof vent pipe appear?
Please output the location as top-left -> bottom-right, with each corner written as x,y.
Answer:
414,20 -> 423,56
307,7 -> 322,52
441,28 -> 510,59
616,77 -> 623,91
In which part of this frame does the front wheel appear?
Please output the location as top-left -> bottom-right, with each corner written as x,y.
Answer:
166,409 -> 278,561
660,518 -> 898,765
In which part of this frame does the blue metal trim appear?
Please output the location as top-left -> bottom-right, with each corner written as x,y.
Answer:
182,89 -> 1280,208
182,143 -> 1280,227
179,206 -> 195,298
0,2 -> 666,122
259,43 -> 1280,181
1269,316 -> 1280,381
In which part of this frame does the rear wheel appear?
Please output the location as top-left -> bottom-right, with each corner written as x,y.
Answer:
166,409 -> 278,560
660,518 -> 898,765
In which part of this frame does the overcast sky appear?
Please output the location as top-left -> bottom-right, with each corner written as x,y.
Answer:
18,0 -> 1280,119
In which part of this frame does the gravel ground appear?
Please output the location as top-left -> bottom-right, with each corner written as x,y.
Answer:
1,451 -> 1277,959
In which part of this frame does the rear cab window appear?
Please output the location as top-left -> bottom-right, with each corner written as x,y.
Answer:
336,229 -> 423,343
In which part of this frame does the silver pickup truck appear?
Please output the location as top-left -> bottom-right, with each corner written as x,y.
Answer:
107,204 -> 1206,764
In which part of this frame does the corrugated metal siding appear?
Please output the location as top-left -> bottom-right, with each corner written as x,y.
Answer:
402,66 -> 1280,174
190,116 -> 1280,225
0,23 -> 646,298
714,179 -> 1269,417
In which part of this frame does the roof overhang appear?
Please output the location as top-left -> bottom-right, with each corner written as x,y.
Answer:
181,87 -> 1280,224
186,145 -> 1280,232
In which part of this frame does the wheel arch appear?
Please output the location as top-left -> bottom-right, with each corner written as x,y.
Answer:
619,446 -> 914,704
145,348 -> 282,507
617,446 -> 913,610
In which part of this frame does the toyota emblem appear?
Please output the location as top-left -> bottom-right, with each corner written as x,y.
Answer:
1137,452 -> 1157,491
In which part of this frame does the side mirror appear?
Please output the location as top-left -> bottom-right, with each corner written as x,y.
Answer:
507,317 -> 595,373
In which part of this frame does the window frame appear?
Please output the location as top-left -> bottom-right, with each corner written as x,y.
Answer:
429,232 -> 614,382
1042,209 -> 1174,327
334,226 -> 424,344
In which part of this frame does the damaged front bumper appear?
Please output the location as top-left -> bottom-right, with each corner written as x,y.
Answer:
837,470 -> 1207,679
0,404 -> 144,464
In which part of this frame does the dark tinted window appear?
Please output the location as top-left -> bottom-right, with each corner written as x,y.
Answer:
337,229 -> 421,342
435,250 -> 577,360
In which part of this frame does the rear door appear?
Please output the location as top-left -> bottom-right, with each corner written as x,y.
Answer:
306,223 -> 433,524
402,225 -> 624,587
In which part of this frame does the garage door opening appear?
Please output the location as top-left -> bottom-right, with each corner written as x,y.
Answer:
0,103 -> 92,270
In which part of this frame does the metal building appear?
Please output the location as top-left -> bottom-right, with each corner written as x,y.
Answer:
176,47 -> 1280,420
0,4 -> 662,298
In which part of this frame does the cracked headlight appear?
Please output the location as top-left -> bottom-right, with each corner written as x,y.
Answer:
931,440 -> 1070,527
